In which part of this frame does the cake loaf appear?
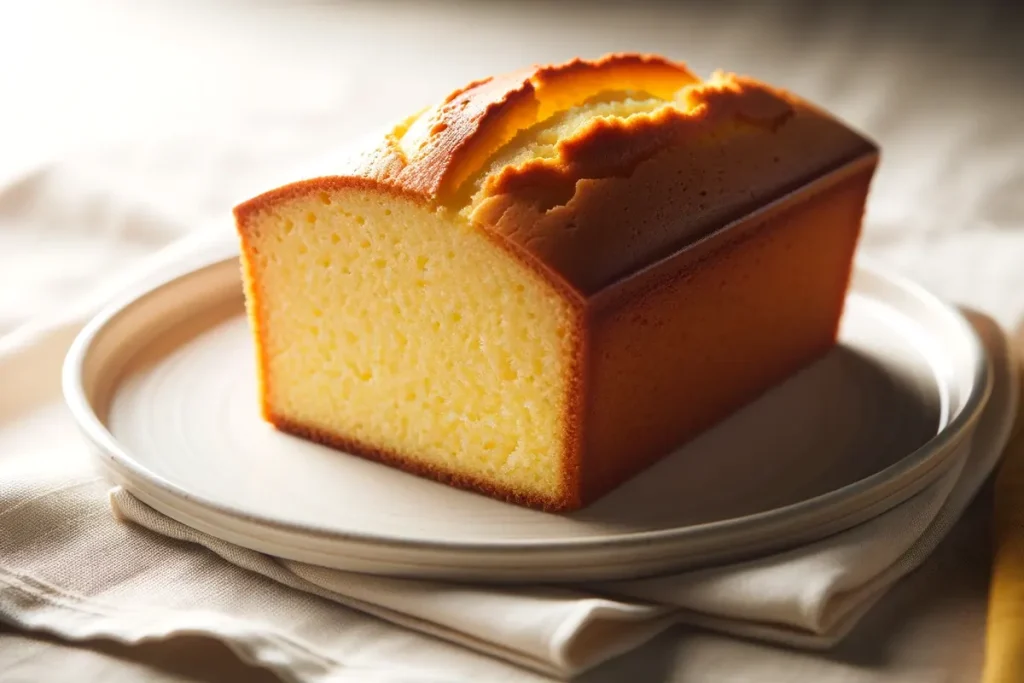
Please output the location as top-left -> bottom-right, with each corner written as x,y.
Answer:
234,53 -> 879,512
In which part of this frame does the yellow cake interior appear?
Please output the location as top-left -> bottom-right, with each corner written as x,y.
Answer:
241,190 -> 577,503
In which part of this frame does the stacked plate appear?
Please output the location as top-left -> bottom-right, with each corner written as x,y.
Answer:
62,245 -> 990,582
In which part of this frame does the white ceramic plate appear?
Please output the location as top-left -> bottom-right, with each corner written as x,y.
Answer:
63,247 -> 990,582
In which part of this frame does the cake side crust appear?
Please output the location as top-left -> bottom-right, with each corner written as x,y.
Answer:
579,162 -> 877,502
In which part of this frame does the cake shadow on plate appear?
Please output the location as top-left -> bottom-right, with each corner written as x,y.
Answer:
567,343 -> 941,530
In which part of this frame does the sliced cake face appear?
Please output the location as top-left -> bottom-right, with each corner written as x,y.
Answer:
235,53 -> 878,512
237,186 -> 582,508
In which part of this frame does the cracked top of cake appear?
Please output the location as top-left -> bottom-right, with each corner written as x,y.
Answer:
236,53 -> 878,294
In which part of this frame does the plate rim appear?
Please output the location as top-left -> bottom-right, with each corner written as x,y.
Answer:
62,247 -> 993,557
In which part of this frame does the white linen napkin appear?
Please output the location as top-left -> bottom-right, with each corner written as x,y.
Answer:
0,232 -> 1017,681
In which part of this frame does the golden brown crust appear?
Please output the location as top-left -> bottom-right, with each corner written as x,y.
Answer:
479,74 -> 795,201
237,219 -> 272,423
393,53 -> 699,199
392,67 -> 539,198
470,73 -> 876,293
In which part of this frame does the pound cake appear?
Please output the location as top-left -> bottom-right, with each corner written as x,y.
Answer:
234,53 -> 879,512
